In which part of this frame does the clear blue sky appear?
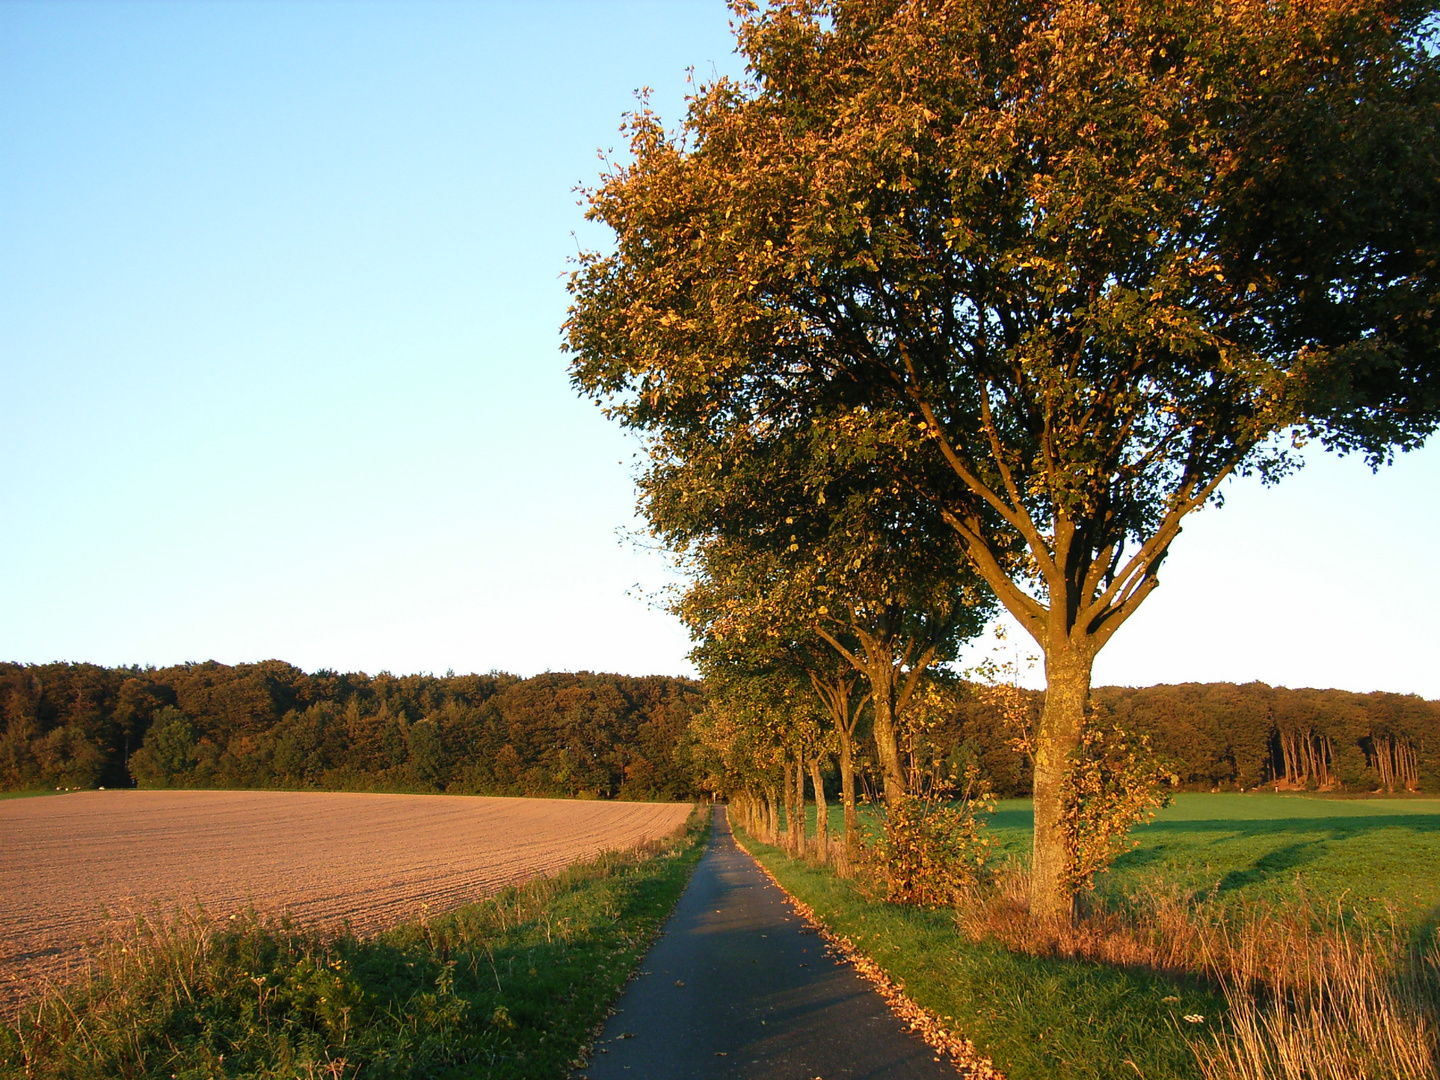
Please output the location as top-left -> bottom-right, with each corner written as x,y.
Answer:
3,1 -> 1437,697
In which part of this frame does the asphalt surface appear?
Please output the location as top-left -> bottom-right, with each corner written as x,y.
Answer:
575,807 -> 960,1080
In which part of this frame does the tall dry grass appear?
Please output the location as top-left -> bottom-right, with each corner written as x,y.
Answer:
1204,937 -> 1436,1080
956,864 -> 1439,1080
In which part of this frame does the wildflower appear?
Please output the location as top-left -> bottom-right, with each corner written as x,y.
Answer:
1183,1014 -> 1205,1024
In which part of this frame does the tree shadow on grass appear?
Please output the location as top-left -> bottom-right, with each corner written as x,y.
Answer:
1136,814 -> 1440,839
1211,841 -> 1324,895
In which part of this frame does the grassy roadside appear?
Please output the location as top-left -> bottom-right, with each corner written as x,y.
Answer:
2,806 -> 710,1080
737,824 -> 1221,1080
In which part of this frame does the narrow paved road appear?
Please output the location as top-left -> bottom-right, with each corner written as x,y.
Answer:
576,808 -> 960,1080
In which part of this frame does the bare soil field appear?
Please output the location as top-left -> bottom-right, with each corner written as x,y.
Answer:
0,790 -> 691,1011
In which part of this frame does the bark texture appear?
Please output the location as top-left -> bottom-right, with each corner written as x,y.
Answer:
809,756 -> 829,862
837,725 -> 858,862
1030,644 -> 1093,922
792,756 -> 807,855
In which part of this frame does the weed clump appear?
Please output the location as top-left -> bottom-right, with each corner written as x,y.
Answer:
863,767 -> 996,908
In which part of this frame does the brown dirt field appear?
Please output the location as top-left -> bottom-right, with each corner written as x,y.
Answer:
0,789 -> 692,1011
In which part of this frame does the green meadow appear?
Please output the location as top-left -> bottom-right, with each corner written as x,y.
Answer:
999,793 -> 1440,925
819,792 -> 1440,923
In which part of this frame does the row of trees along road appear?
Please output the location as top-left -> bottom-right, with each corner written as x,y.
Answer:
567,0 -> 1440,918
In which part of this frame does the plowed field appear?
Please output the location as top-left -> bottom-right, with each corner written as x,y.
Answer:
0,790 -> 691,1010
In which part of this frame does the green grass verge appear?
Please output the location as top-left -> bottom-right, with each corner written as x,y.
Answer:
739,824 -> 1221,1080
2,808 -> 710,1080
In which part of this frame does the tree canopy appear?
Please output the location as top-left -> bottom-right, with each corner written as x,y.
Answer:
567,0 -> 1440,917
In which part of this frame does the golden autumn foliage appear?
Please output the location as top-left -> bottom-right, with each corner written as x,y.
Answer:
568,0 -> 1440,918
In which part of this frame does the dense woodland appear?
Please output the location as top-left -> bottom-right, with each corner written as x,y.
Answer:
2,660 -> 1436,798
946,682 -> 1440,797
0,662 -> 702,800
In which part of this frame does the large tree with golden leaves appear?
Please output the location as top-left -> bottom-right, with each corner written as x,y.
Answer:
567,0 -> 1440,919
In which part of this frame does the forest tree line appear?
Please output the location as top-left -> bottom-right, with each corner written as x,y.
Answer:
945,680 -> 1440,797
0,661 -> 702,800
2,660 -> 1436,798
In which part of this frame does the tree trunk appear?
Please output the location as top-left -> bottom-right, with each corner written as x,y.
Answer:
1031,643 -> 1093,923
765,786 -> 779,844
867,662 -> 906,804
784,760 -> 795,853
810,670 -> 864,868
794,754 -> 807,856
809,756 -> 829,863
836,722 -> 858,864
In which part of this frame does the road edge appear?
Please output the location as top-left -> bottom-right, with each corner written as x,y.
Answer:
567,802 -> 715,1077
730,826 -> 1006,1080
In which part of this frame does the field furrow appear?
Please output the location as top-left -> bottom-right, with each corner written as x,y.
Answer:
0,790 -> 691,1010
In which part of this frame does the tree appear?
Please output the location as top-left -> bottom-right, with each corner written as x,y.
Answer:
128,706 -> 199,788
690,661 -> 801,842
567,0 -> 1440,917
640,352 -> 994,806
677,508 -> 988,797
685,561 -> 867,851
